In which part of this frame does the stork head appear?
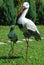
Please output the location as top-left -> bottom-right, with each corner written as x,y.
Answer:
23,2 -> 29,9
16,2 -> 29,17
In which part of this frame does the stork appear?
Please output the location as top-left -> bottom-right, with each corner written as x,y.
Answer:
16,2 -> 41,61
8,25 -> 18,56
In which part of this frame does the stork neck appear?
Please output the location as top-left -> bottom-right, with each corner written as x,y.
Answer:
10,28 -> 14,32
21,8 -> 29,18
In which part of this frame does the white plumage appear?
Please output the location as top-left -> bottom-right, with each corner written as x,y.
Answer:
16,2 -> 41,40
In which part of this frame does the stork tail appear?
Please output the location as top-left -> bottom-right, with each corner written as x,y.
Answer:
34,31 -> 41,41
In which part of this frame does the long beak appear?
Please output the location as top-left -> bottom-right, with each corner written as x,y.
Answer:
16,6 -> 25,17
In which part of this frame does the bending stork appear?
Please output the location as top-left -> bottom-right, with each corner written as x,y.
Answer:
16,2 -> 41,61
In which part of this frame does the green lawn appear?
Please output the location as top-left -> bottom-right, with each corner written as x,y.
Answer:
0,25 -> 44,65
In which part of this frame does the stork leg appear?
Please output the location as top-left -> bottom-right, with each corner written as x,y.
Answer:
11,42 -> 14,55
7,42 -> 14,57
26,39 -> 29,62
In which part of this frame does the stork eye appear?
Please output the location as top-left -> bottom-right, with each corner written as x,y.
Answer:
26,4 -> 28,6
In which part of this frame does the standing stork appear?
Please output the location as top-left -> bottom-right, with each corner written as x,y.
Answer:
16,2 -> 41,61
8,25 -> 18,56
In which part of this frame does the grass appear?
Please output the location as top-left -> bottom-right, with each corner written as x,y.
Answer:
0,25 -> 44,65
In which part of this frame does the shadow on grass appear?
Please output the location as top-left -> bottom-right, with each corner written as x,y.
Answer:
0,56 -> 23,59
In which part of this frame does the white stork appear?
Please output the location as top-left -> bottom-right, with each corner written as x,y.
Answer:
16,2 -> 41,61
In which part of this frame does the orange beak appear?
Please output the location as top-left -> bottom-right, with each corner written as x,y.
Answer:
16,6 -> 25,17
